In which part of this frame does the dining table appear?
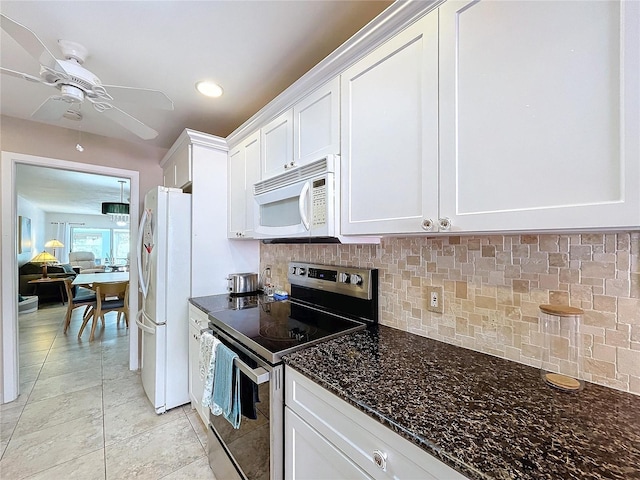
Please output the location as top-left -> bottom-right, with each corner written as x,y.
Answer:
72,271 -> 129,286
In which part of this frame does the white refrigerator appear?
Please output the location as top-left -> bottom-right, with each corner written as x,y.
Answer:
136,186 -> 191,414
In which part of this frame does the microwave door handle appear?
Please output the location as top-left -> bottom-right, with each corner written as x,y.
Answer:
298,181 -> 311,231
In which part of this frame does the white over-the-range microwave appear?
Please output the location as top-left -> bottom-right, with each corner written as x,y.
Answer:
253,155 -> 338,241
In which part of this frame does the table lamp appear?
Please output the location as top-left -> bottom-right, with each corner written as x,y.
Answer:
44,239 -> 64,258
31,251 -> 58,278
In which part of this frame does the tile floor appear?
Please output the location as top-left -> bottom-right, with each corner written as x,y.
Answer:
0,302 -> 217,480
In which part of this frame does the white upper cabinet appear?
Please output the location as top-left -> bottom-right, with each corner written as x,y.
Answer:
261,78 -> 340,180
341,13 -> 439,235
162,141 -> 191,189
228,131 -> 260,238
438,0 -> 640,232
261,109 -> 294,180
294,77 -> 340,165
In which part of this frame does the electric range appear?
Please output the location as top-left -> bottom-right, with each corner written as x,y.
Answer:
204,261 -> 378,480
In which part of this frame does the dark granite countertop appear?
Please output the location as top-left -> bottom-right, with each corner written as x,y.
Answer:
283,325 -> 640,480
189,293 -> 233,315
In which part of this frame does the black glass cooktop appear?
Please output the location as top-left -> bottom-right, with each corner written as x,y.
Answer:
208,298 -> 365,364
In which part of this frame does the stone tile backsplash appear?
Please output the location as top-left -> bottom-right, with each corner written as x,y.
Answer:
261,232 -> 640,395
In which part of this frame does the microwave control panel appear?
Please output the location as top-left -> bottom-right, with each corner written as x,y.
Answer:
311,178 -> 327,227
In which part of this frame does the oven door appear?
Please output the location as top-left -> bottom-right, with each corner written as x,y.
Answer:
207,326 -> 284,480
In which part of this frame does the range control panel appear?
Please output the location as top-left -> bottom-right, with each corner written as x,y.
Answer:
287,262 -> 376,300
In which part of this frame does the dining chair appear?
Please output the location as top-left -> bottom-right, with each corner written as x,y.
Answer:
62,278 -> 96,334
78,281 -> 129,341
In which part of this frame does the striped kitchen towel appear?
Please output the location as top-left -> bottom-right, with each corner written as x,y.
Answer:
200,331 -> 222,416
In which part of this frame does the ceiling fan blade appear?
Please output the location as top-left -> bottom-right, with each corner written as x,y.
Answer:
93,103 -> 159,140
0,66 -> 42,83
0,14 -> 67,74
101,85 -> 174,110
32,96 -> 73,121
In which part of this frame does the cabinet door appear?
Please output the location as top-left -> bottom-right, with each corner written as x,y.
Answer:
164,141 -> 191,189
439,0 -> 640,232
341,13 -> 439,235
228,145 -> 246,237
174,144 -> 192,189
228,132 -> 260,238
189,326 -> 209,425
285,407 -> 370,480
162,158 -> 176,188
261,109 -> 294,179
294,77 -> 340,165
244,132 -> 260,236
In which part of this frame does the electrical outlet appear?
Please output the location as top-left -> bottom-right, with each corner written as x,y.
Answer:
426,286 -> 443,314
430,291 -> 439,307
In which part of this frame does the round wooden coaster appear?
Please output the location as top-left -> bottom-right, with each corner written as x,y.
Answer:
544,372 -> 581,391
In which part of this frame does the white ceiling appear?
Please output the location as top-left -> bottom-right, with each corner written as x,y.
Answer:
2,0 -> 392,215
0,0 -> 391,148
16,165 -> 130,215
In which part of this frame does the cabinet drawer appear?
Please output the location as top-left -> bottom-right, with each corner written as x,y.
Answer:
285,367 -> 466,480
188,304 -> 208,330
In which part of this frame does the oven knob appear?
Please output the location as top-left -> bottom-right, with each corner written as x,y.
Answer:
350,274 -> 363,286
338,272 -> 350,283
296,267 -> 306,276
289,266 -> 297,275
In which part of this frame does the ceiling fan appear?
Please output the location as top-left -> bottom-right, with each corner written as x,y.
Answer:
0,14 -> 173,140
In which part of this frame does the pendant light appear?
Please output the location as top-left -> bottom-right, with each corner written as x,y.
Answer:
102,180 -> 129,226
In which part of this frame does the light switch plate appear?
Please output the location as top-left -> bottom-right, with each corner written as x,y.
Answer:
426,285 -> 443,314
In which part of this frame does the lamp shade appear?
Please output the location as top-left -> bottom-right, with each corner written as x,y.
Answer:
101,202 -> 130,215
31,251 -> 58,264
44,239 -> 64,249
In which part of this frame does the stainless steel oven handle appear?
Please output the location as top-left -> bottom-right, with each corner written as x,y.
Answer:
234,358 -> 270,385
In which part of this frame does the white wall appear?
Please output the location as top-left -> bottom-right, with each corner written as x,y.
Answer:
1,115 -> 166,211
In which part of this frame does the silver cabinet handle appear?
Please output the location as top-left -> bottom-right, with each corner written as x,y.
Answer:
421,219 -> 434,231
373,450 -> 387,471
438,217 -> 451,231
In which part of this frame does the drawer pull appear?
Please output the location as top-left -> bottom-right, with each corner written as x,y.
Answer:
373,449 -> 387,471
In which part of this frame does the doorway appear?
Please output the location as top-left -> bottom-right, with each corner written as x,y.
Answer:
1,151 -> 140,404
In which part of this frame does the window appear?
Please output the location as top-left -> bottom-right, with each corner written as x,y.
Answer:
70,227 -> 130,265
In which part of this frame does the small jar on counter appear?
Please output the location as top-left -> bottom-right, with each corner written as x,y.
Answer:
539,304 -> 584,392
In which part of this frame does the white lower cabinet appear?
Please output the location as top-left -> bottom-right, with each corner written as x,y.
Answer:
285,366 -> 467,480
286,408 -> 369,480
188,304 -> 208,426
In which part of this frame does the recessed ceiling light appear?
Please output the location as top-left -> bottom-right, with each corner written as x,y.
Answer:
195,81 -> 223,98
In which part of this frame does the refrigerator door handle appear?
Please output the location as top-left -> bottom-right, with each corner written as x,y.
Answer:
136,310 -> 156,335
137,208 -> 149,298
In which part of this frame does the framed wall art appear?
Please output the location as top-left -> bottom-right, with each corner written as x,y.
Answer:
18,216 -> 32,254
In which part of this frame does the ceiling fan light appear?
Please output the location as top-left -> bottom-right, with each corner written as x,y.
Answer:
196,81 -> 223,98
